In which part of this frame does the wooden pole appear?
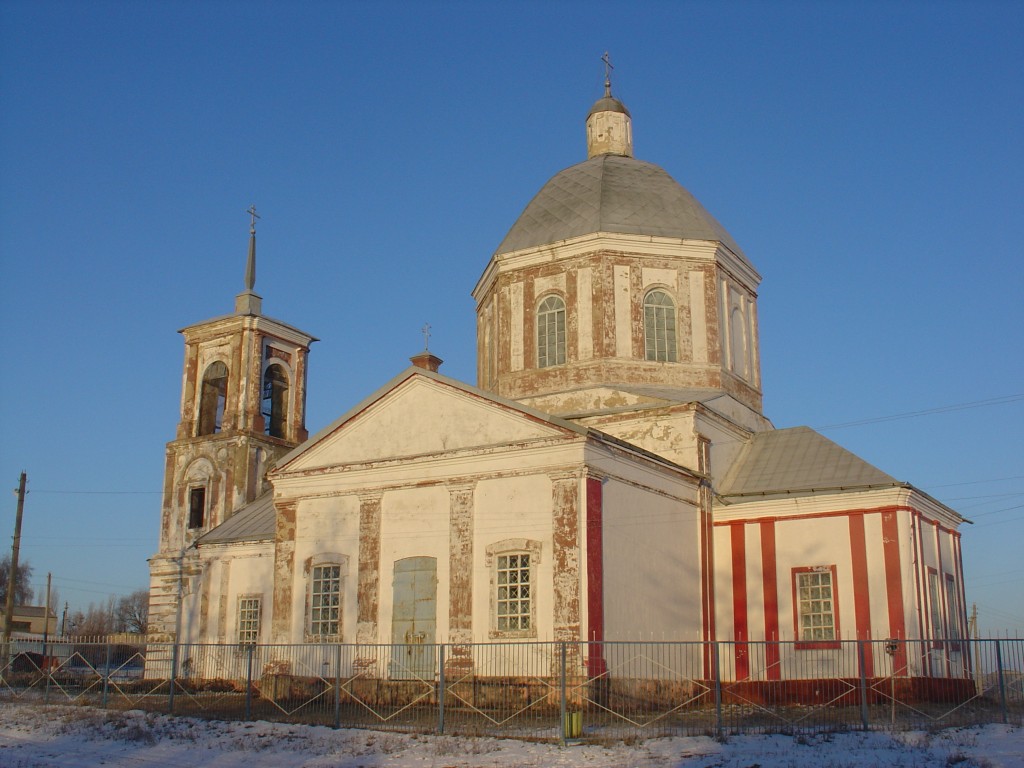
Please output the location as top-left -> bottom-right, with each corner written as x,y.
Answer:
42,572 -> 51,669
2,472 -> 27,652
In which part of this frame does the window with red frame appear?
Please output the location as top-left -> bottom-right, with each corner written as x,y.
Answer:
793,566 -> 839,646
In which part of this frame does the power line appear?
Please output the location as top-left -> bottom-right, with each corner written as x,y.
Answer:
928,475 -> 1024,489
29,490 -> 161,495
816,394 -> 1024,430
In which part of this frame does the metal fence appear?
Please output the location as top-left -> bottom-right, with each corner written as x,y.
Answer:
1,638 -> 1020,743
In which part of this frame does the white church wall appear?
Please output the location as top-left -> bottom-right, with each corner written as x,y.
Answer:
712,487 -> 969,681
291,494 -> 361,643
473,473 -> 554,641
378,485 -> 451,646
772,515 -> 853,641
600,476 -> 702,641
863,511 -> 892,641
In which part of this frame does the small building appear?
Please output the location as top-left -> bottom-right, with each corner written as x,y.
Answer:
0,606 -> 57,636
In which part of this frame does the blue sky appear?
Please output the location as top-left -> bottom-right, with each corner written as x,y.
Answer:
1,1 -> 1021,633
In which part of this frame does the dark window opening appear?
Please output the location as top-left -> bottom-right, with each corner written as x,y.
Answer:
188,487 -> 206,529
262,364 -> 289,439
198,361 -> 229,436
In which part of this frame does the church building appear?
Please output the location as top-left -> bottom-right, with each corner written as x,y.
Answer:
147,77 -> 969,683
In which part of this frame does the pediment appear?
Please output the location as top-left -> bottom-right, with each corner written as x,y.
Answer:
278,371 -> 579,473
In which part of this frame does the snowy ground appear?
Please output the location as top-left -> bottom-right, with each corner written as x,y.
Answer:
0,705 -> 1020,767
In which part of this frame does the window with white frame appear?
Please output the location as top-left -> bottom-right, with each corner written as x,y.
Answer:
794,566 -> 838,644
496,553 -> 532,632
237,596 -> 261,645
537,295 -> 566,368
487,539 -> 541,638
310,564 -> 342,638
643,289 -> 677,362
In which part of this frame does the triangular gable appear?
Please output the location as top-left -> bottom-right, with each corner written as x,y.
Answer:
277,368 -> 586,473
718,426 -> 898,497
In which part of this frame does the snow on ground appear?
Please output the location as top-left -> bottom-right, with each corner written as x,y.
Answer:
0,705 -> 1020,768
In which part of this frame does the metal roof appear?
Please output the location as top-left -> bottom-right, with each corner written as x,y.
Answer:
7,606 -> 54,618
199,492 -> 275,545
495,154 -> 744,256
718,426 -> 899,498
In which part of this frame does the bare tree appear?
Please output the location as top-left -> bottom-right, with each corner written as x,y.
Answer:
115,589 -> 149,634
72,596 -> 118,637
0,556 -> 33,606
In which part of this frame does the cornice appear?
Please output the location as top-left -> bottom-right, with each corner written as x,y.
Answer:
180,313 -> 317,347
472,232 -> 761,301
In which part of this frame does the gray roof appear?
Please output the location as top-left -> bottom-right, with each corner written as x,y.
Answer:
495,155 -> 744,256
10,606 -> 54,618
199,492 -> 276,545
718,427 -> 899,498
587,95 -> 630,118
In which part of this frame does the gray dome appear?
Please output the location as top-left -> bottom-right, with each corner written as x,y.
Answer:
495,155 -> 743,256
587,96 -> 631,118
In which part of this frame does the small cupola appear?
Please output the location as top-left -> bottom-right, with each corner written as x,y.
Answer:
410,351 -> 443,373
586,55 -> 633,159
410,323 -> 443,372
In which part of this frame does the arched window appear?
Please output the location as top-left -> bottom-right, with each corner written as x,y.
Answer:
262,364 -> 289,438
644,289 -> 677,362
197,361 -> 228,436
536,295 -> 566,368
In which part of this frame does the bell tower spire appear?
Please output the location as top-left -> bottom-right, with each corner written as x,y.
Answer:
235,205 -> 263,315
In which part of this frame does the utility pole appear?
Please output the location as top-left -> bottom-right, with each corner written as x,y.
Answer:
970,602 -> 982,695
2,472 -> 27,655
42,572 -> 51,670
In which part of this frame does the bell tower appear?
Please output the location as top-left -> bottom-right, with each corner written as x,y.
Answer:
148,209 -> 316,638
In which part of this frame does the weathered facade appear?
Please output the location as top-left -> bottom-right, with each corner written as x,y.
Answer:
148,80 -> 968,681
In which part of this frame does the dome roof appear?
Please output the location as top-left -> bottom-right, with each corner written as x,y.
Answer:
495,154 -> 744,256
587,95 -> 630,118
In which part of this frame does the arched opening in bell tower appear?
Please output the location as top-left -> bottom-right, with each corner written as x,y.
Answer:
262,363 -> 290,439
197,361 -> 229,436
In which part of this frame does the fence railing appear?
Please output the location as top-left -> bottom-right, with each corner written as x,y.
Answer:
1,638 -> 1020,742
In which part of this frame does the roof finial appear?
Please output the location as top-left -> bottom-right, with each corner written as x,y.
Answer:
245,204 -> 260,292
601,51 -> 614,97
410,323 -> 442,372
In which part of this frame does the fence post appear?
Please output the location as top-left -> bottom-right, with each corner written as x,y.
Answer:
101,641 -> 111,709
169,640 -> 178,715
437,643 -> 446,735
559,642 -> 567,747
244,643 -> 254,721
857,640 -> 869,730
713,641 -> 723,740
334,643 -> 342,730
995,640 -> 1008,724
